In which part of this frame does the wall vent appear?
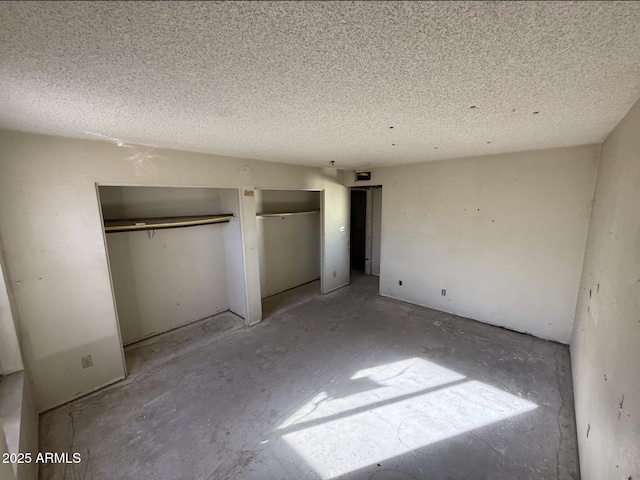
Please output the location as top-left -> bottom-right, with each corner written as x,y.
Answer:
355,171 -> 372,181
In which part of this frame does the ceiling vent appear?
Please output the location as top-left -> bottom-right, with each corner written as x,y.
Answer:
355,171 -> 372,181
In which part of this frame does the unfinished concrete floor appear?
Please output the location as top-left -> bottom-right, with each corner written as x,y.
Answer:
40,274 -> 579,480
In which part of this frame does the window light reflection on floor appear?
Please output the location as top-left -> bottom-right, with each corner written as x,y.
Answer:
278,357 -> 537,479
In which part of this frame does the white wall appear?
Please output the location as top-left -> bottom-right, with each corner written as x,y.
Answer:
0,258 -> 23,375
347,145 -> 598,343
99,185 -> 224,218
100,187 -> 235,346
221,190 -> 247,318
320,174 -> 350,294
571,98 -> 640,480
0,372 -> 38,480
255,189 -> 319,214
257,212 -> 320,298
106,227 -> 229,346
0,130 -> 349,411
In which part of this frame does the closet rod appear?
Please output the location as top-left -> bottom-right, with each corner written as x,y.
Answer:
257,210 -> 320,218
104,214 -> 234,233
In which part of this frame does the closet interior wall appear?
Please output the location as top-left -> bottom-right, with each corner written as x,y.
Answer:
98,186 -> 246,346
256,190 -> 321,298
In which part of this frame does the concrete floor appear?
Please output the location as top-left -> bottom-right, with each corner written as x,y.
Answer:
40,274 -> 579,480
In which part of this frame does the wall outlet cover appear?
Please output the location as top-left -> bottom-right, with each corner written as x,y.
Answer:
81,355 -> 93,369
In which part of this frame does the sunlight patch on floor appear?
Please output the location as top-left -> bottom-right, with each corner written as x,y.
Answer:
279,358 -> 537,479
279,358 -> 465,429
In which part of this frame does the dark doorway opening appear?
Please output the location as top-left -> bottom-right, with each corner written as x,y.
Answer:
350,189 -> 367,271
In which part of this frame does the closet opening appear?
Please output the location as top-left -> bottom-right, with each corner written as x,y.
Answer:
256,189 -> 322,318
97,185 -> 248,374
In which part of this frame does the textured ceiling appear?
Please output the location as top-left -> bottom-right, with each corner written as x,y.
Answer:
1,1 -> 640,168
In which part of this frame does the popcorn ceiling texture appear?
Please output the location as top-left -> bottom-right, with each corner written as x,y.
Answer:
1,1 -> 640,168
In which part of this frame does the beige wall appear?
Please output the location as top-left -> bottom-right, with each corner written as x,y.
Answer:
571,98 -> 640,479
0,372 -> 38,480
0,130 -> 349,411
257,213 -> 320,298
106,227 -> 230,345
16,377 -> 37,480
348,145 -> 599,343
255,189 -> 320,214
99,185 -> 224,218
0,258 -> 23,375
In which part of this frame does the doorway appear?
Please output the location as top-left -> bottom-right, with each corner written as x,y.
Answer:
350,186 -> 382,276
350,190 -> 367,271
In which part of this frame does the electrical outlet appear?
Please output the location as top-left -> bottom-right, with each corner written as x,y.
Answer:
441,289 -> 446,296
399,280 -> 403,286
81,355 -> 93,369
